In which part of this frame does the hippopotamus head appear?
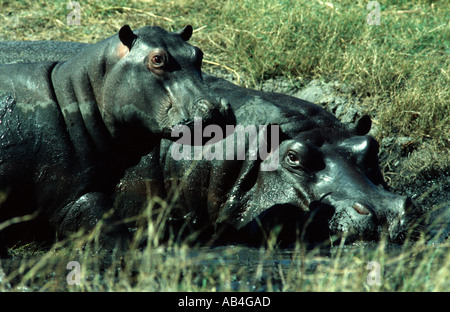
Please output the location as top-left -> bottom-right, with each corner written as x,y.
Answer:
305,116 -> 421,243
94,25 -> 233,142
218,115 -> 421,245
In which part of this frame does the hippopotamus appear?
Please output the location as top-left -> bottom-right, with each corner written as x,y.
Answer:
0,25 -> 233,256
113,75 -> 421,246
0,39 -> 421,248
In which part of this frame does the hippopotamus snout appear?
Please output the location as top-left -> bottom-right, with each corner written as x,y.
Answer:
168,96 -> 233,133
315,135 -> 422,243
191,97 -> 231,122
162,73 -> 235,137
173,99 -> 215,127
332,194 -> 419,242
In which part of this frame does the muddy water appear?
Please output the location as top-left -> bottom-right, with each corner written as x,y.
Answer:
1,237 -> 448,292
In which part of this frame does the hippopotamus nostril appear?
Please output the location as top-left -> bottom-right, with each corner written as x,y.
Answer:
196,99 -> 214,114
352,202 -> 371,216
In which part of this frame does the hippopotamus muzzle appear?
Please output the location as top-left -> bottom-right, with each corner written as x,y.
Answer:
169,97 -> 232,131
312,134 -> 422,243
319,185 -> 419,243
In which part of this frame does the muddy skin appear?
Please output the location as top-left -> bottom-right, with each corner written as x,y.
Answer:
0,40 -> 422,248
0,26 -> 233,256
112,76 -> 422,247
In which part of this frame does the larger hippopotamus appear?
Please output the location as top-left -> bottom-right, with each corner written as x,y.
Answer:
114,75 -> 421,246
0,39 -> 422,248
0,25 -> 233,256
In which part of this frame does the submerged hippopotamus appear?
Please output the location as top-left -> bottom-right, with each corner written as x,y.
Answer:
0,38 -> 421,248
114,75 -> 421,246
0,25 -> 233,255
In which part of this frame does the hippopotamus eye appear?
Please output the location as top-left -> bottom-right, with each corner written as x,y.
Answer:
284,143 -> 325,172
147,49 -> 168,72
152,55 -> 164,66
286,150 -> 301,167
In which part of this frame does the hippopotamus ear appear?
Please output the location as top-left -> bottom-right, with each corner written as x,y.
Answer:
176,25 -> 193,41
355,115 -> 372,135
119,25 -> 138,51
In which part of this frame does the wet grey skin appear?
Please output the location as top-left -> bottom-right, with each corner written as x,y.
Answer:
0,25 -> 234,256
114,76 -> 422,247
0,38 -> 422,249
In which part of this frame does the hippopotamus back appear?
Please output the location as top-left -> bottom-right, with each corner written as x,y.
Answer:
0,40 -> 88,64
